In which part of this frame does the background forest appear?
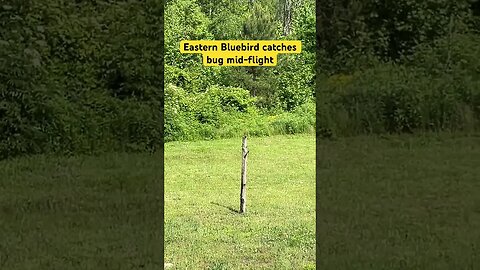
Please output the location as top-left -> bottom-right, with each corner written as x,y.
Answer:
1,0 -> 164,160
164,0 -> 315,142
0,0 -> 315,160
1,0 -> 480,157
317,0 -> 480,137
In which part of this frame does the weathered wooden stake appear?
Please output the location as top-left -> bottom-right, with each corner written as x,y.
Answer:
240,135 -> 248,213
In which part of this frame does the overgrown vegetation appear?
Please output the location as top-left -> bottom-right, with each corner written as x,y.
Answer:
2,0 -> 480,156
164,0 -> 316,142
0,0 -> 315,159
317,0 -> 480,138
0,0 -> 163,159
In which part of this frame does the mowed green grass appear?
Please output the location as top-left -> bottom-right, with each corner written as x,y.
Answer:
317,133 -> 480,269
164,135 -> 316,269
2,133 -> 478,269
0,153 -> 162,269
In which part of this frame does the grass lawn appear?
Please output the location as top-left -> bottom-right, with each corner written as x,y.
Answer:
317,133 -> 480,269
0,152 -> 162,269
164,134 -> 316,269
2,133 -> 478,269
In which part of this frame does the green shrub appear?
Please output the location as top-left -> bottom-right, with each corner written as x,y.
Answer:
164,84 -> 315,142
270,100 -> 315,134
317,36 -> 480,137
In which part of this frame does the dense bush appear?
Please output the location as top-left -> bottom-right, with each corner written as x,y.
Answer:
317,0 -> 480,137
163,0 -> 316,142
164,83 -> 314,141
1,0 -> 163,159
317,33 -> 480,137
317,0 -> 475,73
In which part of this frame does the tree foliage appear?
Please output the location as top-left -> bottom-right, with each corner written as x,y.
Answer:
317,0 -> 480,137
1,0 -> 164,159
163,0 -> 316,141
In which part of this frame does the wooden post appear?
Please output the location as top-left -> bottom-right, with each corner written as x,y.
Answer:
240,135 -> 248,213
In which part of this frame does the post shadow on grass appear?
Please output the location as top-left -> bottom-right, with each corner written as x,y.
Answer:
210,202 -> 240,214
